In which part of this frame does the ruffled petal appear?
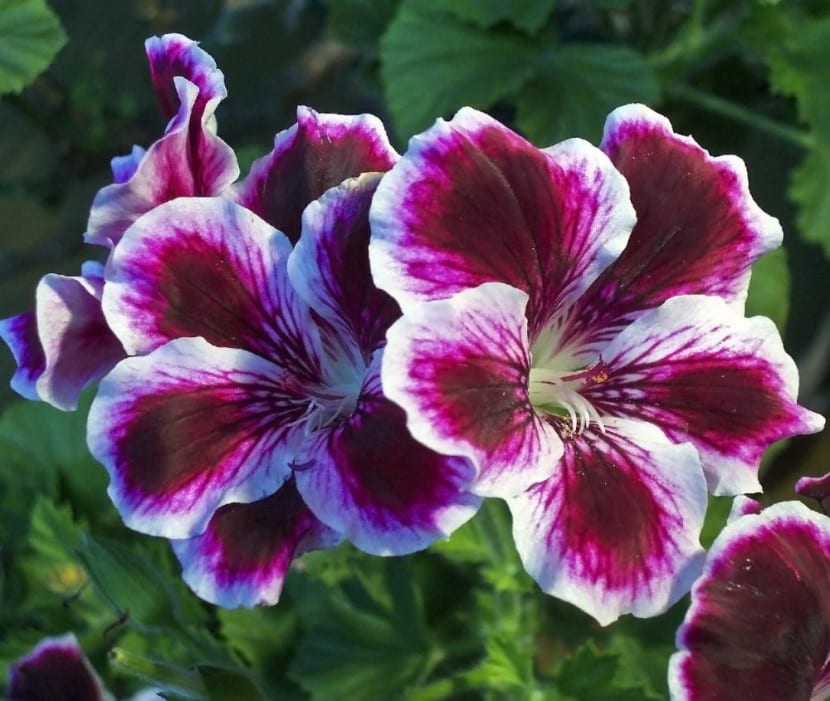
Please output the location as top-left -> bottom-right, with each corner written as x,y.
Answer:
289,172 -> 400,357
7,633 -> 113,701
145,33 -> 226,123
171,479 -> 341,607
669,501 -> 830,701
579,104 -> 782,339
584,295 -> 825,494
0,311 -> 45,402
369,106 -> 635,332
382,282 -> 561,497
508,418 -> 706,626
86,49 -> 238,249
103,198 -> 326,382
796,472 -> 830,515
87,337 -> 310,539
0,263 -> 126,411
110,145 -> 146,184
295,355 -> 481,555
234,106 -> 398,243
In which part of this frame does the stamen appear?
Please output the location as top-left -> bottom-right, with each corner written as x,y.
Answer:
527,360 -> 607,435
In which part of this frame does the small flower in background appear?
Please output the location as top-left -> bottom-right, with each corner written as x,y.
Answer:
370,105 -> 825,624
669,496 -> 830,701
6,633 -> 113,701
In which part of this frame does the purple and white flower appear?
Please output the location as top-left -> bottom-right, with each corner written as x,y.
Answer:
6,633 -> 114,701
369,105 -> 825,624
88,171 -> 480,606
669,497 -> 830,701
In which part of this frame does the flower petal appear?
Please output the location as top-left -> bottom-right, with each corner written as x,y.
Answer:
88,337 -> 308,538
584,295 -> 825,494
369,106 -> 634,332
110,145 -> 146,184
145,33 -> 226,123
103,198 -> 325,380
382,281 -> 561,497
86,42 -> 238,249
581,104 -> 782,336
234,106 -> 398,243
7,633 -> 113,701
295,355 -> 481,555
0,311 -> 44,403
669,501 -> 830,701
796,472 -> 830,515
289,172 -> 400,356
0,263 -> 126,411
508,418 -> 706,626
171,479 -> 340,607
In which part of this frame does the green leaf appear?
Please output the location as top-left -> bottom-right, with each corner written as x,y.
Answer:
553,642 -> 654,700
750,12 -> 830,257
463,634 -> 533,691
0,0 -> 67,95
0,392 -> 111,523
745,246 -> 789,329
789,145 -> 830,258
516,43 -> 660,145
444,0 -> 556,34
197,665 -> 269,701
288,559 -> 434,701
380,0 -> 536,139
323,0 -> 401,48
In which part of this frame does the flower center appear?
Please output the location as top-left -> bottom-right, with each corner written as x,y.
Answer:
528,319 -> 606,434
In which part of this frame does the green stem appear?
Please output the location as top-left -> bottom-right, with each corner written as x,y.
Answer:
667,82 -> 814,149
109,648 -> 207,699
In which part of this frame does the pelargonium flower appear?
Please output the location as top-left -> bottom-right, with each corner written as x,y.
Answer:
369,105 -> 825,624
87,172 -> 481,606
669,497 -> 830,700
6,633 -> 114,701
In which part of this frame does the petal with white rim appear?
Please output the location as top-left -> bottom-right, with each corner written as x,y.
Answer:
669,501 -> 830,701
578,104 -> 782,339
103,198 -> 326,384
234,106 -> 398,243
583,295 -> 825,494
295,354 -> 481,555
85,37 -> 238,250
145,33 -> 226,123
87,337 -> 310,539
508,418 -> 707,626
172,479 -> 341,607
369,106 -> 635,331
382,281 -> 561,497
289,172 -> 400,357
7,633 -> 113,701
0,262 -> 125,411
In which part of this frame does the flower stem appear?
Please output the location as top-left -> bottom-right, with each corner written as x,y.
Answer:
666,82 -> 814,150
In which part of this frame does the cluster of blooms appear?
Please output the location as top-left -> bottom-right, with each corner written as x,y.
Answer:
1,32 -> 825,661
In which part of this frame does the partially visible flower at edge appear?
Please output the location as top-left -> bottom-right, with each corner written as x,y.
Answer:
669,496 -> 830,701
369,104 -> 825,624
6,633 -> 111,701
